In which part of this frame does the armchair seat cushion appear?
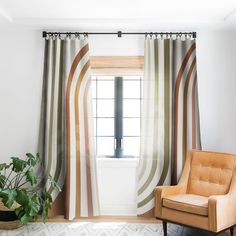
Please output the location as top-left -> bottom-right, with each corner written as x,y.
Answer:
163,194 -> 208,216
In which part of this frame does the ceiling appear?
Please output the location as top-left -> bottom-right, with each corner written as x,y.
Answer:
0,0 -> 236,31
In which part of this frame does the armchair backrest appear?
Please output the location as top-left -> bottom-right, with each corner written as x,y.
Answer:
187,150 -> 236,197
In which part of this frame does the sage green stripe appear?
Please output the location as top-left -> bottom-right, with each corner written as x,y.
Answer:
138,40 -> 170,208
138,39 -> 159,196
45,40 -> 57,181
157,39 -> 170,186
138,191 -> 154,208
48,40 -> 64,194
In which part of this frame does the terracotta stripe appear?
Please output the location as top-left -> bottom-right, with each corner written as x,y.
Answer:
83,79 -> 93,217
65,44 -> 89,219
172,42 -> 196,185
182,57 -> 196,167
192,74 -> 197,148
74,60 -> 90,218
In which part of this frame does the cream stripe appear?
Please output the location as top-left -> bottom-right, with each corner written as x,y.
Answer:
79,68 -> 91,217
138,39 -> 155,186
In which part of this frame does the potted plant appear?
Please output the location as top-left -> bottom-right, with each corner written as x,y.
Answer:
0,153 -> 61,229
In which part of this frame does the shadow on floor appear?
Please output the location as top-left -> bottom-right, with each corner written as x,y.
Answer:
168,224 -> 233,236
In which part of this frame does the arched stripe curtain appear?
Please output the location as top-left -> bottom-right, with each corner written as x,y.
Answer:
39,38 -> 100,220
137,37 -> 201,215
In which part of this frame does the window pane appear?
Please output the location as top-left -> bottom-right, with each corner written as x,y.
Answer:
97,100 -> 114,117
97,80 -> 114,98
97,118 -> 114,136
93,118 -> 96,136
123,137 -> 140,156
123,80 -> 140,98
123,100 -> 140,117
123,118 -> 140,136
91,79 -> 97,98
97,137 -> 114,156
92,100 -> 96,117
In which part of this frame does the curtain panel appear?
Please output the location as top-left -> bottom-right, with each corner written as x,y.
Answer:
137,37 -> 201,215
39,38 -> 100,220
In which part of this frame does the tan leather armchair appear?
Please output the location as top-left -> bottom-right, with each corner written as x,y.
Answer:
155,150 -> 236,236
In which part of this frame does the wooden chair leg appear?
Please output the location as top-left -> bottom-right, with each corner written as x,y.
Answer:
230,227 -> 234,236
162,221 -> 167,236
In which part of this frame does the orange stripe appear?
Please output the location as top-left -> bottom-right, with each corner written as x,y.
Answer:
83,79 -> 93,217
192,74 -> 197,148
74,60 -> 91,218
65,44 -> 89,219
172,42 -> 196,185
182,57 -> 196,166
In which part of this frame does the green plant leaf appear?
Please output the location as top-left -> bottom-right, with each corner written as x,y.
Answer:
48,175 -> 61,192
15,205 -> 24,218
0,189 -> 17,208
11,157 -> 27,173
15,189 -> 29,206
0,163 -> 10,171
26,153 -> 38,167
0,175 -> 6,188
28,195 -> 40,217
26,153 -> 35,159
41,190 -> 53,223
20,214 -> 32,224
26,170 -> 37,186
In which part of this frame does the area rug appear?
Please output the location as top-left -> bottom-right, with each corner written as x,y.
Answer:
0,222 -> 231,236
0,222 -> 182,236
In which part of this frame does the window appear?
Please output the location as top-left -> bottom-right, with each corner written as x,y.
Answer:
92,75 -> 142,158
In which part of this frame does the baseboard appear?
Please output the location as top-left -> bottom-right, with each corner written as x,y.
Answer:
100,204 -> 137,216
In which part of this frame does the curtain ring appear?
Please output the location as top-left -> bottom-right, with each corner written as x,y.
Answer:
75,33 -> 80,39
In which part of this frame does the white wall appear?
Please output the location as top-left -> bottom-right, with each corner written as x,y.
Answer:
1,28 -> 236,216
97,158 -> 138,215
197,30 -> 236,154
0,29 -> 44,158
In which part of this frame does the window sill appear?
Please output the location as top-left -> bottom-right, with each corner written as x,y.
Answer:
96,157 -> 139,168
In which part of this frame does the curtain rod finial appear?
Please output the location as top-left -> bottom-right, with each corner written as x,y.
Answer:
42,31 -> 47,38
193,32 -> 197,38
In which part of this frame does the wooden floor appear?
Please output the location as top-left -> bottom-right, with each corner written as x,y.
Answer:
46,215 -> 158,224
45,216 -> 234,235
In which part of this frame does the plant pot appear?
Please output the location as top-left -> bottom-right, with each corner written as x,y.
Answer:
0,198 -> 22,229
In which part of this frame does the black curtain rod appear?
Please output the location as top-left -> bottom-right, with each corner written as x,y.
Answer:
42,31 -> 197,38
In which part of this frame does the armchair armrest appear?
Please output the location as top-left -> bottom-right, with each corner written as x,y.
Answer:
208,194 -> 236,232
155,185 -> 187,217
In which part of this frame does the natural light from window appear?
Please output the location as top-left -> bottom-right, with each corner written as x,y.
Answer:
91,75 -> 142,158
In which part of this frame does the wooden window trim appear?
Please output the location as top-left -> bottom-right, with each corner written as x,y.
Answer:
90,56 -> 144,76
